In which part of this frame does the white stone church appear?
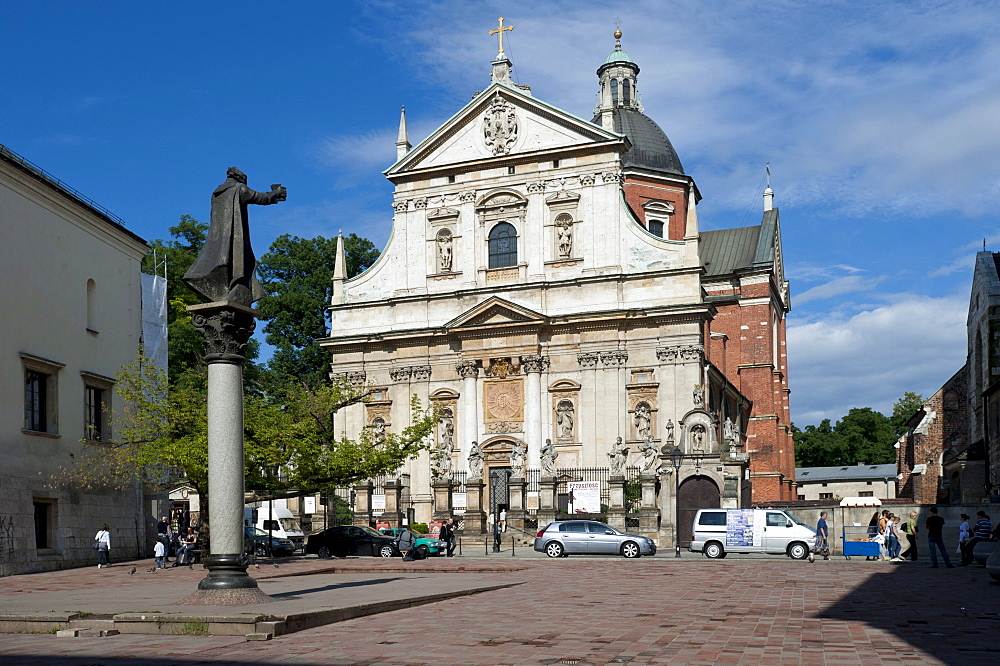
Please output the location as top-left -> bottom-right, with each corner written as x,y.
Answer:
321,30 -> 794,544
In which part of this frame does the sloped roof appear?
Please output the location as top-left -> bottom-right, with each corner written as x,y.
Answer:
700,225 -> 761,276
591,108 -> 684,176
796,464 -> 897,482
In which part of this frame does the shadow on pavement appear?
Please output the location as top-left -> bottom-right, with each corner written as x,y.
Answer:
816,561 -> 1000,664
267,576 -> 404,598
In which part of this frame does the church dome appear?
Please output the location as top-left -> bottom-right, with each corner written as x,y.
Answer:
602,46 -> 635,67
593,107 -> 686,176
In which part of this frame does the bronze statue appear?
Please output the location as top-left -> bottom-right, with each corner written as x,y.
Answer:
183,167 -> 286,306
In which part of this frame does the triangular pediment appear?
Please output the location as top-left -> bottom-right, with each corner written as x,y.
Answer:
386,83 -> 624,177
445,296 -> 546,330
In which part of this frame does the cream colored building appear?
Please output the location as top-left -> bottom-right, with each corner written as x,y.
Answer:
321,35 -> 791,544
0,145 -> 148,575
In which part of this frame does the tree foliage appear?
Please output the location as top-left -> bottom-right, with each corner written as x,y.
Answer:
793,393 -> 925,467
257,233 -> 380,386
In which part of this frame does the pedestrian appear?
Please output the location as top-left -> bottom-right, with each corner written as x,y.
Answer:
878,510 -> 891,561
94,523 -> 111,568
174,527 -> 198,566
957,514 -> 971,565
925,507 -> 954,568
890,515 -> 905,560
962,511 -> 993,566
499,508 -> 507,533
900,511 -> 919,561
809,511 -> 829,562
492,511 -> 502,553
156,516 -> 171,562
440,517 -> 457,557
153,538 -> 166,569
866,511 -> 881,560
395,528 -> 416,561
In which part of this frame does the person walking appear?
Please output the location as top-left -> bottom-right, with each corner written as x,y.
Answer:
925,507 -> 954,568
153,538 -> 166,569
439,517 -> 457,557
900,511 -> 919,561
809,511 -> 829,562
94,524 -> 111,568
866,511 -> 881,560
962,511 -> 994,566
957,514 -> 971,565
890,515 -> 905,560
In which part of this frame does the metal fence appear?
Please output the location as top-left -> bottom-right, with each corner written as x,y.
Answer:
524,467 -> 644,515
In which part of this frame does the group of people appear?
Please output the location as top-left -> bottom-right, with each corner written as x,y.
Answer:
153,516 -> 199,569
393,517 -> 458,561
958,510 -> 995,566
865,509 -> 915,562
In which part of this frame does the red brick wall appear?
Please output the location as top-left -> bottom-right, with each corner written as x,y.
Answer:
621,175 -> 688,240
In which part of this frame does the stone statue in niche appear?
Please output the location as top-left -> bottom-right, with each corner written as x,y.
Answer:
723,417 -> 736,448
439,408 -> 454,449
556,219 -> 573,258
634,402 -> 651,440
468,441 -> 484,480
183,167 -> 286,306
509,439 -> 526,477
540,438 -> 558,477
690,424 -> 706,452
693,386 -> 704,408
556,399 -> 575,439
607,437 -> 629,476
371,417 -> 386,441
638,436 -> 659,473
437,230 -> 453,272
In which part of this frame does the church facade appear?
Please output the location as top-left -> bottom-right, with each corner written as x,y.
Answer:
320,32 -> 795,545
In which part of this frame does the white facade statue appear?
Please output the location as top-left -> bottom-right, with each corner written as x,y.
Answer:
437,231 -> 453,272
439,408 -> 454,449
540,438 -> 558,477
509,439 -> 526,477
557,220 -> 573,258
634,402 -> 651,440
468,440 -> 484,480
556,399 -> 575,438
607,436 -> 629,476
638,436 -> 658,473
430,446 -> 453,482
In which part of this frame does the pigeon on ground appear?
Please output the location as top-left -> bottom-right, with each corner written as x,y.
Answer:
273,562 -> 279,568
147,567 -> 155,573
129,567 -> 136,575
188,564 -> 193,570
254,563 -> 259,569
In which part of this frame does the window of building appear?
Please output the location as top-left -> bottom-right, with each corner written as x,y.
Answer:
647,219 -> 664,237
797,495 -> 806,501
33,499 -> 56,550
858,491 -> 874,497
21,354 -> 63,435
866,481 -> 872,485
552,159 -> 560,168
611,78 -> 619,105
488,222 -> 518,269
448,174 -> 456,184
623,79 -> 631,105
821,482 -> 828,487
507,165 -> 515,175
86,278 -> 98,333
81,372 -> 114,442
819,492 -> 833,500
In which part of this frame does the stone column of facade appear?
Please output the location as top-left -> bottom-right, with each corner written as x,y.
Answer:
657,460 -> 678,548
431,480 -> 455,523
506,476 -> 526,533
520,355 -> 548,470
353,482 -> 373,528
186,301 -> 270,602
639,474 -> 660,533
457,360 -> 480,473
607,474 -> 627,530
537,475 -> 558,528
464,478 -> 487,534
383,479 -> 406,529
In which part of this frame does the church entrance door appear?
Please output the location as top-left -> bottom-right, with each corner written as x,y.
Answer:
677,477 -> 720,544
489,467 -> 512,520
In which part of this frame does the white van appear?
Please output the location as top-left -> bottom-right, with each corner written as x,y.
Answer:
244,504 -> 306,553
690,508 -> 815,560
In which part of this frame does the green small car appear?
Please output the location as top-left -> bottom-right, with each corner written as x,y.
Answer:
379,528 -> 448,558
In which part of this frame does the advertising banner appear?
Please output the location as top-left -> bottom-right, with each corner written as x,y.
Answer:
726,509 -> 759,547
453,492 -> 467,514
567,481 -> 601,514
371,494 -> 385,515
303,496 -> 316,514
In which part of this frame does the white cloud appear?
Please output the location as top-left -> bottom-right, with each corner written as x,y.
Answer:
795,275 -> 887,305
787,292 -> 967,424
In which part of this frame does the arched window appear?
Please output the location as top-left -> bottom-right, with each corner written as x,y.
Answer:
623,79 -> 631,105
610,78 -> 619,105
488,222 -> 518,269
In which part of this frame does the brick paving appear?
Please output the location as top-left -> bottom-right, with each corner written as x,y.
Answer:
0,555 -> 997,665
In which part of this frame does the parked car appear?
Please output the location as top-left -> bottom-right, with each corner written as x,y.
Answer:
534,520 -> 657,558
379,528 -> 448,558
243,526 -> 296,557
689,508 -> 815,559
306,525 -> 399,558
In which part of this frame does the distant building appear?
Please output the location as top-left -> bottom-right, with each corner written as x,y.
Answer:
964,252 -> 999,499
0,144 -> 148,575
795,463 -> 898,501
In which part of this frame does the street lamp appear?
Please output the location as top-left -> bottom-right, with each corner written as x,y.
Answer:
669,446 -> 684,559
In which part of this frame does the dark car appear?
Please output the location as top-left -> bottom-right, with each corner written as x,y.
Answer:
306,524 -> 399,558
244,526 -> 296,557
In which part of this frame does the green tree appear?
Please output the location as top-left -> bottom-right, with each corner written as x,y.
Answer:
835,407 -> 897,465
889,391 -> 925,436
793,419 -> 849,467
257,234 -> 380,386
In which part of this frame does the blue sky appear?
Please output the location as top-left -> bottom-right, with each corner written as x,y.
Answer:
5,1 -> 998,425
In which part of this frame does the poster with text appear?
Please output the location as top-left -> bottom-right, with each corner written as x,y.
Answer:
371,494 -> 385,515
567,481 -> 601,514
726,509 -> 756,547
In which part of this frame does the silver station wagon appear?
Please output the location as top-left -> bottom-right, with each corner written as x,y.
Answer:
534,520 -> 657,558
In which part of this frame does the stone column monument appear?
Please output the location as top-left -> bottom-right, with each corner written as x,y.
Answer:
181,168 -> 285,604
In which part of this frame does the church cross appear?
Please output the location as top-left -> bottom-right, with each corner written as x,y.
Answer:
489,16 -> 514,56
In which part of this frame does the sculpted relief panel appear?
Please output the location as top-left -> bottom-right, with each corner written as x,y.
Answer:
483,378 -> 525,424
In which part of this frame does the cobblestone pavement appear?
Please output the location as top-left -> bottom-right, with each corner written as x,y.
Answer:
0,555 -> 997,665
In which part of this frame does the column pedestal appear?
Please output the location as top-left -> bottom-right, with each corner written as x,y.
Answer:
537,476 -> 558,528
506,476 -> 526,532
431,480 -> 455,523
639,474 -> 660,533
383,480 -> 405,529
353,482 -> 373,527
463,479 -> 487,534
607,475 -> 627,530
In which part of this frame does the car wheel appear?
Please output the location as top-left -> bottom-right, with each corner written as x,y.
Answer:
379,544 -> 395,558
705,542 -> 725,559
544,541 -> 564,558
255,543 -> 268,557
621,541 -> 641,558
317,546 -> 331,559
788,542 -> 809,560
416,545 -> 429,559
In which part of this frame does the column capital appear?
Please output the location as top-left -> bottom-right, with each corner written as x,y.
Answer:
519,354 -> 550,374
187,302 -> 258,364
456,359 -> 480,379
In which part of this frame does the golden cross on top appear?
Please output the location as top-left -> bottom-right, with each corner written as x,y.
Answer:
489,16 -> 514,55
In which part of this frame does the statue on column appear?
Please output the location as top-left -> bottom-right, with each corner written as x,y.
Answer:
540,438 -> 558,477
607,436 -> 629,476
183,167 -> 286,307
430,446 -> 453,482
509,439 -> 526,477
638,436 -> 658,473
468,441 -> 484,480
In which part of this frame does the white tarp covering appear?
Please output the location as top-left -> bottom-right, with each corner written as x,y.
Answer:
141,273 -> 168,374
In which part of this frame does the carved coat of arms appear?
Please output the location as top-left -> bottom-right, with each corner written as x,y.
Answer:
483,94 -> 518,156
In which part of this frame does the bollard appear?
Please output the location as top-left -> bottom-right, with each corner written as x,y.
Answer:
511,536 -> 516,557
485,535 -> 489,556
458,538 -> 462,557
